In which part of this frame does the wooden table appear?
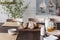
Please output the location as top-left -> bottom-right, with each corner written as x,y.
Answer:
2,22 -> 40,40
2,22 -> 20,32
2,22 -> 60,40
1,22 -> 19,40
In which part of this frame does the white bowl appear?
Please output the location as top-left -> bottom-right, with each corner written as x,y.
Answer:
8,29 -> 17,35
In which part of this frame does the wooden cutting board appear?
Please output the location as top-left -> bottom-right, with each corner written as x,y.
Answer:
2,22 -> 20,27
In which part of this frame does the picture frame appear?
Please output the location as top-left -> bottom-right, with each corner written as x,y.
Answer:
0,0 -> 16,4
36,0 -> 56,15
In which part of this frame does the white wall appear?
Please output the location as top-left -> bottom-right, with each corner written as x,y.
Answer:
23,0 -> 60,22
23,0 -> 36,22
0,5 -> 8,23
0,0 -> 60,23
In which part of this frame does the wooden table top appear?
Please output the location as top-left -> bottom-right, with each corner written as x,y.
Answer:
0,33 -> 17,40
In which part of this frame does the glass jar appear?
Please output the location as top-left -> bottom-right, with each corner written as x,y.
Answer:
45,18 -> 57,32
47,21 -> 57,32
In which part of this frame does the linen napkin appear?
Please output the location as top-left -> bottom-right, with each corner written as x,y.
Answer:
44,35 -> 58,40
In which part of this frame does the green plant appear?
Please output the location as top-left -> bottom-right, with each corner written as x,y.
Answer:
3,0 -> 29,18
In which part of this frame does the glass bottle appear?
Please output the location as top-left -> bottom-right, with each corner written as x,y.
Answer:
45,18 -> 57,32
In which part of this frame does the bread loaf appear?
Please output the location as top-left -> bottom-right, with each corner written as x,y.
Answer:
23,22 -> 28,29
38,24 -> 44,29
18,25 -> 24,29
28,21 -> 34,29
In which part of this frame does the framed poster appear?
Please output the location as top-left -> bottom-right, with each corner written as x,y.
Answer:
0,0 -> 15,4
36,0 -> 56,15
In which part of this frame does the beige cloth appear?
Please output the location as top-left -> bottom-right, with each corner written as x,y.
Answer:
0,33 -> 17,40
44,35 -> 58,40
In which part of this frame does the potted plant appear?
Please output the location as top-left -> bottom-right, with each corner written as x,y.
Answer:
3,0 -> 29,22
